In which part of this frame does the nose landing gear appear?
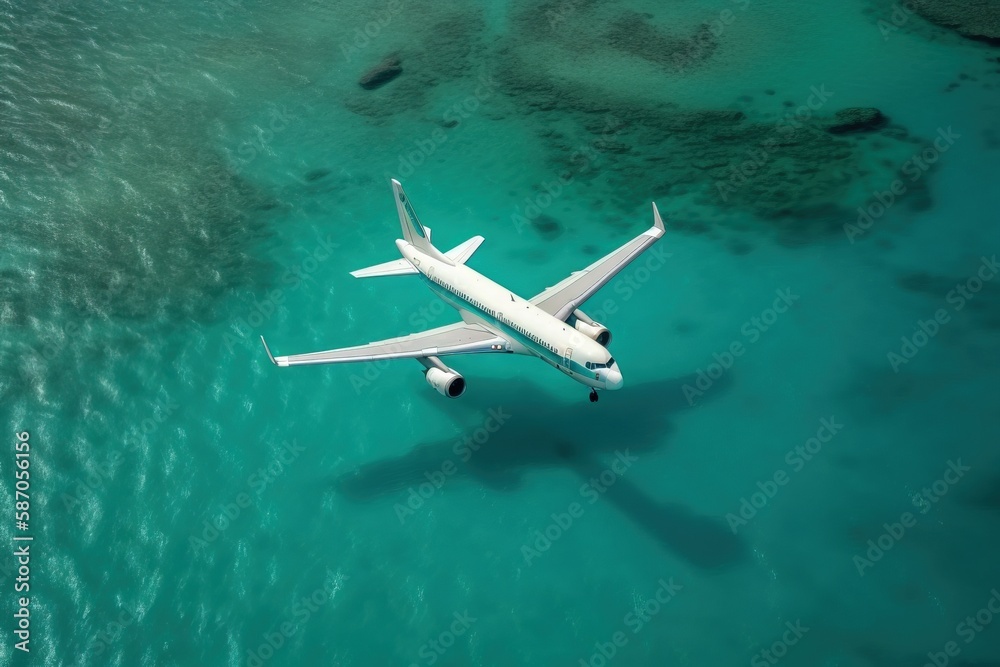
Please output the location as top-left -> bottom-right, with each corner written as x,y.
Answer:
589,389 -> 599,403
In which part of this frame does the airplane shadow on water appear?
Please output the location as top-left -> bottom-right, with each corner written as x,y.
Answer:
335,373 -> 747,570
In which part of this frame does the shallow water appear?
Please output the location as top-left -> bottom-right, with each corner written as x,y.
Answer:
1,1 -> 999,665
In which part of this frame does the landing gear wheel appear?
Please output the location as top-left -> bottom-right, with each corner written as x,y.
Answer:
589,389 -> 599,403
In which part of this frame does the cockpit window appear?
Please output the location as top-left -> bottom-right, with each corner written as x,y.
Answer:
590,357 -> 615,370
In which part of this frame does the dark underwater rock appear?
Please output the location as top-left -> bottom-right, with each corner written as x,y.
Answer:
493,41 -> 935,241
605,11 -> 718,73
532,214 -> 563,239
914,0 -> 1000,45
827,108 -> 888,134
343,12 -> 486,121
304,168 -> 330,182
358,55 -> 403,90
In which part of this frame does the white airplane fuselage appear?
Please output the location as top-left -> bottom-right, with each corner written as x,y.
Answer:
397,239 -> 624,391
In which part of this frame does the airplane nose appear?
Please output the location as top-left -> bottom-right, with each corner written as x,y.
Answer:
604,364 -> 623,390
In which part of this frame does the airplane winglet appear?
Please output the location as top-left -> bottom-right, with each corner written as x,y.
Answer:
260,336 -> 278,366
645,202 -> 665,238
652,202 -> 665,232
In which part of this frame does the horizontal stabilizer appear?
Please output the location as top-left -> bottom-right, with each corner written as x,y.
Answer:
350,257 -> 418,278
445,236 -> 485,265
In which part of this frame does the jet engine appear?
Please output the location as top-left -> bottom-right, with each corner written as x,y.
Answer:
569,309 -> 612,346
425,366 -> 467,398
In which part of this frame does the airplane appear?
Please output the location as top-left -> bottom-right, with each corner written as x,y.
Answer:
260,180 -> 666,402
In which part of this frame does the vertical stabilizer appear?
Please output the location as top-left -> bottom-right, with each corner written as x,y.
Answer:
390,179 -> 454,264
392,179 -> 430,248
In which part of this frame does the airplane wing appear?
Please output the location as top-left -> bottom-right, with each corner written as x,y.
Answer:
260,322 -> 508,367
530,203 -> 666,321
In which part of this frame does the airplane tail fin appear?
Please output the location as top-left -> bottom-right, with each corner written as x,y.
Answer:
391,179 -> 433,250
390,179 -> 455,266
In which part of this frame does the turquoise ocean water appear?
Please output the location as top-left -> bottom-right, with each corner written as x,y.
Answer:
1,0 -> 999,665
